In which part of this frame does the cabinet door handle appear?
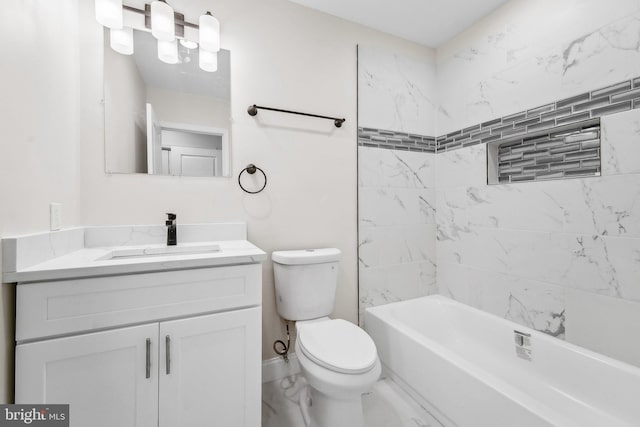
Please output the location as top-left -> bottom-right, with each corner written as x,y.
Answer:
165,335 -> 171,375
145,338 -> 151,379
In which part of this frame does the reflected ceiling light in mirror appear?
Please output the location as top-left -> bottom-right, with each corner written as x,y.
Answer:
199,12 -> 220,53
95,0 -> 123,29
158,39 -> 179,64
110,27 -> 134,55
180,39 -> 198,49
95,2 -> 221,72
150,0 -> 175,42
199,50 -> 218,73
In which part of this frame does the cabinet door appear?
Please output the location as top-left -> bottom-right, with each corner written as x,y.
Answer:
16,324 -> 159,427
159,307 -> 261,427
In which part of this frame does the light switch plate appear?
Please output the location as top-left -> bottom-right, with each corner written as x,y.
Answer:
50,203 -> 62,231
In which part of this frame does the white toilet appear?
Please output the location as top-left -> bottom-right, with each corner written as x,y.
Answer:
272,248 -> 381,427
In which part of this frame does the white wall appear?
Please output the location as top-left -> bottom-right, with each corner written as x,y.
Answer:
435,0 -> 640,366
146,87 -> 230,130
0,0 -> 86,402
104,36 -> 147,174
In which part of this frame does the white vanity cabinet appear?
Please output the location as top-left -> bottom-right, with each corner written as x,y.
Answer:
14,263 -> 263,427
158,308 -> 260,427
17,323 -> 160,427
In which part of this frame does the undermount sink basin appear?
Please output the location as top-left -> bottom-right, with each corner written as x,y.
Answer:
98,244 -> 221,261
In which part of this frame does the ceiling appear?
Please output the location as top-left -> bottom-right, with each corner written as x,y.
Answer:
287,0 -> 510,47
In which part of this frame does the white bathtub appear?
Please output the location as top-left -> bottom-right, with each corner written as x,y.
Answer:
364,295 -> 640,427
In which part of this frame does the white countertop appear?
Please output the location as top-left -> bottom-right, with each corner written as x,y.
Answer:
4,240 -> 266,283
2,223 -> 267,283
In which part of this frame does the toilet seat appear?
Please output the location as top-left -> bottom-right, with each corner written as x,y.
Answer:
298,319 -> 378,374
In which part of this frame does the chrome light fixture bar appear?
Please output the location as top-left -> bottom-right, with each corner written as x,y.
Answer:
95,0 -> 221,72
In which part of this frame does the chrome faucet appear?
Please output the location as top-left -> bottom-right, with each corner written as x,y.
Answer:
166,213 -> 177,246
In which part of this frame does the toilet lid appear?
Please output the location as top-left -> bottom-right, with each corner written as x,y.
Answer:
298,319 -> 378,374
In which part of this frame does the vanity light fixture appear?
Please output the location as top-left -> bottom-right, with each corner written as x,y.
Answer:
150,0 -> 175,42
198,11 -> 220,71
158,39 -> 179,64
94,0 -> 222,72
109,27 -> 134,55
95,0 -> 123,29
199,49 -> 218,73
199,12 -> 220,52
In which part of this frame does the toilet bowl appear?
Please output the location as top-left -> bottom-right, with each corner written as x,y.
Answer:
271,248 -> 381,427
295,318 -> 381,427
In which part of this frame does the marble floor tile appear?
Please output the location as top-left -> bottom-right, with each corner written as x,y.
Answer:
262,375 -> 444,427
262,375 -> 308,427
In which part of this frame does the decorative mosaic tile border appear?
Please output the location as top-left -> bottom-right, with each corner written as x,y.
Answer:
490,119 -> 601,184
436,76 -> 640,153
357,127 -> 436,153
358,76 -> 640,155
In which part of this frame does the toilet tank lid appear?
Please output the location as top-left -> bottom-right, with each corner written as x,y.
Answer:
272,248 -> 341,265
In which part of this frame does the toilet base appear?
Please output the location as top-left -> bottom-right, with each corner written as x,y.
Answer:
293,321 -> 381,427
309,387 -> 364,427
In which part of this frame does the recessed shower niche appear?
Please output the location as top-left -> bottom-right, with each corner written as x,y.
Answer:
487,119 -> 602,185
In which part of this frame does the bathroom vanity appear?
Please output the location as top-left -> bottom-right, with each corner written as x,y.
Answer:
2,223 -> 265,427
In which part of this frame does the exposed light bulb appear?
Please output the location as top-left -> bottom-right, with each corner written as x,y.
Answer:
110,27 -> 134,55
151,0 -> 175,42
95,0 -> 123,29
199,12 -> 220,52
158,39 -> 179,64
199,49 -> 218,72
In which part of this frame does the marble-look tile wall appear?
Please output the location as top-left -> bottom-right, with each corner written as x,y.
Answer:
436,109 -> 640,365
358,0 -> 640,365
358,147 -> 437,320
434,0 -> 640,366
359,46 -> 437,136
437,0 -> 640,135
358,47 -> 438,321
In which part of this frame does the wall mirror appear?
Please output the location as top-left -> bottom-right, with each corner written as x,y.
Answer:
104,29 -> 231,177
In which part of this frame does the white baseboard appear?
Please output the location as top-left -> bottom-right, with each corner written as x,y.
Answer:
262,353 -> 301,383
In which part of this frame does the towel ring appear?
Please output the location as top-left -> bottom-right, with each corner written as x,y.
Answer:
238,164 -> 267,194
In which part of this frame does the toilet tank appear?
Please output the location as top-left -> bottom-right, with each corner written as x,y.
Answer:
272,248 -> 341,321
